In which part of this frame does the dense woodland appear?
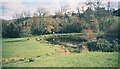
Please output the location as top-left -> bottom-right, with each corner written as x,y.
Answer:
1,1 -> 119,38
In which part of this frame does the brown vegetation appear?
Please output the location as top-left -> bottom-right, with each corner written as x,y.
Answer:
81,46 -> 89,53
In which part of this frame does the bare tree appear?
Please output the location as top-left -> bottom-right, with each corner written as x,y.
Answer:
60,5 -> 69,14
34,8 -> 49,17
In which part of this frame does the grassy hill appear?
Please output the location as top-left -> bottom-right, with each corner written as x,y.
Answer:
2,36 -> 118,67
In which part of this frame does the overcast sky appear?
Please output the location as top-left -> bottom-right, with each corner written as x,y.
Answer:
0,0 -> 120,20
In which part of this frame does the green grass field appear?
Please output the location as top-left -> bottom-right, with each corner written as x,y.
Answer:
2,37 -> 118,67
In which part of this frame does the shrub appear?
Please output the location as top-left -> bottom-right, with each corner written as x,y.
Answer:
87,41 -> 97,51
96,38 -> 118,52
86,38 -> 119,52
81,28 -> 97,42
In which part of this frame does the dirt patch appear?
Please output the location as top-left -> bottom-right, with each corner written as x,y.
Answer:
54,46 -> 70,55
2,57 -> 25,63
81,46 -> 89,53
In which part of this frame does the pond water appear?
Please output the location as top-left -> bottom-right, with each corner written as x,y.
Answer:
45,35 -> 87,53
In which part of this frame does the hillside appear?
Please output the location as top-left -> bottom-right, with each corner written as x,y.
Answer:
2,37 -> 118,67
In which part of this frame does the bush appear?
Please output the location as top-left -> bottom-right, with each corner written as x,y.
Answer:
87,41 -> 97,51
96,38 -> 118,52
86,38 -> 119,52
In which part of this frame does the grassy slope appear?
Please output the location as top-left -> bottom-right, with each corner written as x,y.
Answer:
2,37 -> 61,58
2,37 -> 118,67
